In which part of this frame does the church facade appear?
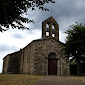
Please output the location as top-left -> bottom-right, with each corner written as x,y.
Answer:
2,17 -> 70,75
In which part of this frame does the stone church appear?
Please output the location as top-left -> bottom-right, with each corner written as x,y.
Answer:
2,17 -> 70,75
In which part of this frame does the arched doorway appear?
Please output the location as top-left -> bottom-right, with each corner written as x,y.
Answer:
48,52 -> 57,75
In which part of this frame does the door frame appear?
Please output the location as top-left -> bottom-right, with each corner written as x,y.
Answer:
48,58 -> 57,75
48,52 -> 57,75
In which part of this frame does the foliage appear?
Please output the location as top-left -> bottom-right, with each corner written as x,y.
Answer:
69,60 -> 77,65
0,0 -> 55,32
64,22 -> 85,62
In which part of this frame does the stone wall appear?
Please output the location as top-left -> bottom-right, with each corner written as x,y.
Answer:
21,44 -> 31,74
20,38 -> 69,75
3,51 -> 21,74
8,51 -> 21,73
3,38 -> 70,75
2,55 -> 10,73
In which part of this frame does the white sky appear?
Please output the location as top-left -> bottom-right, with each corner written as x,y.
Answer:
0,0 -> 85,73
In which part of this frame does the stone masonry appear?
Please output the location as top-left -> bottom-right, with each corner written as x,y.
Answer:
2,17 -> 70,75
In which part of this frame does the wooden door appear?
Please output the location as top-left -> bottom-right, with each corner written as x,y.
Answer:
48,59 -> 57,75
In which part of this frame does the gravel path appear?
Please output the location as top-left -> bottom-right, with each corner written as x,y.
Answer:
31,76 -> 85,85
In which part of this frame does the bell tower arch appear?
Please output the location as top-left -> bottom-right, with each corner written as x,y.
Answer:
42,17 -> 59,40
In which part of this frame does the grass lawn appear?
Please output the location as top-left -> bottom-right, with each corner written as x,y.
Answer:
0,74 -> 85,85
70,76 -> 85,83
0,74 -> 43,85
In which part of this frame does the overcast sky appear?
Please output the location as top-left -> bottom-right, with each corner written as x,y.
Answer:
0,0 -> 85,73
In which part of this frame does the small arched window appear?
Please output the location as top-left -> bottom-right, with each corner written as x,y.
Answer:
46,32 -> 49,36
52,25 -> 55,29
46,24 -> 49,28
46,24 -> 49,32
52,34 -> 55,37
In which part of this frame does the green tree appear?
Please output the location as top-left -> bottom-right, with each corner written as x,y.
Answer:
64,22 -> 85,75
0,0 -> 55,32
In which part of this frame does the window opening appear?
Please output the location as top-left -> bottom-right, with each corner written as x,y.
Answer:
52,25 -> 55,29
46,32 -> 49,36
46,24 -> 49,31
52,34 -> 55,37
46,24 -> 49,29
